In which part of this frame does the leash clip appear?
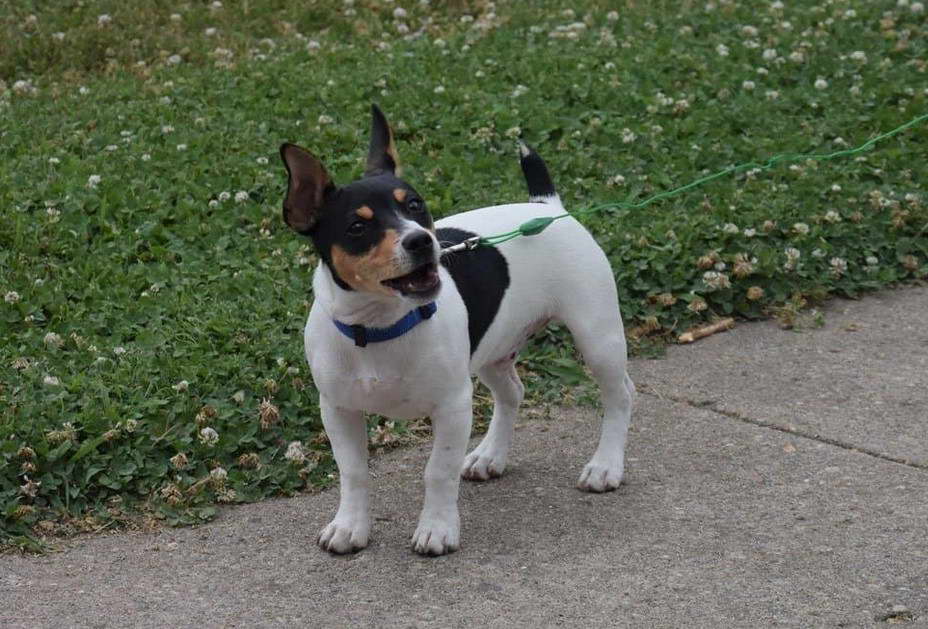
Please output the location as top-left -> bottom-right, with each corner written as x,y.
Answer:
440,236 -> 482,256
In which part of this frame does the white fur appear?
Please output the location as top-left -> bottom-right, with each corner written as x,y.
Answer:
306,200 -> 634,555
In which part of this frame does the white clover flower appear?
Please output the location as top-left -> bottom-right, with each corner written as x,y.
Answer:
210,467 -> 228,482
722,223 -> 739,234
256,156 -> 268,165
170,13 -> 182,22
317,114 -> 334,125
211,1 -> 223,9
204,27 -> 217,36
161,125 -> 174,134
393,7 -> 407,18
783,247 -> 802,271
606,174 -> 626,187
105,144 -> 118,152
199,426 -> 219,445
511,84 -> 528,98
12,80 -> 37,95
44,332 -> 63,347
742,80 -> 756,91
830,257 -> 848,276
702,271 -> 731,290
52,31 -> 65,41
97,14 -> 112,27
285,441 -> 306,464
113,346 -> 126,356
824,210 -> 841,223
173,380 -> 189,392
141,153 -> 151,161
716,43 -> 730,57
621,128 -> 637,144
812,248 -> 826,258
814,77 -> 829,90
167,54 -> 182,65
793,222 -> 810,235
218,191 -> 231,202
911,2 -> 925,13
43,375 -> 60,386
434,85 -> 446,94
176,144 -> 187,151
208,200 -> 219,208
866,256 -> 879,266
743,228 -> 756,237
235,191 -> 249,203
87,174 -> 102,189
765,89 -> 780,100
741,25 -> 759,38
48,157 -> 61,165
607,10 -> 619,21
4,291 -> 20,304
850,51 -> 867,63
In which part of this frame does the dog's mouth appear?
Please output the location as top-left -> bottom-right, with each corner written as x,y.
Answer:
382,262 -> 440,297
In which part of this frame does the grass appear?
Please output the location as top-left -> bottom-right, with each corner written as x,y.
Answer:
2,0 -> 926,549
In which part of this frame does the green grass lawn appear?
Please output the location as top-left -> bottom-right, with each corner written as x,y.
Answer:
2,0 -> 926,549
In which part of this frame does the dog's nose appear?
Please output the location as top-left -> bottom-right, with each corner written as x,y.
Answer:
402,231 -> 434,253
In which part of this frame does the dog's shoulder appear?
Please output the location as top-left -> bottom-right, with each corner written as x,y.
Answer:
437,226 -> 509,355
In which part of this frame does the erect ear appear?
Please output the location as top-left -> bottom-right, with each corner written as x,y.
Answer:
365,103 -> 401,177
279,143 -> 335,234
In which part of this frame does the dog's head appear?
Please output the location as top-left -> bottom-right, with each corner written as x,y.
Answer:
280,105 -> 440,303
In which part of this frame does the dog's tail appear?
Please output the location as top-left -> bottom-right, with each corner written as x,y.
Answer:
518,141 -> 561,206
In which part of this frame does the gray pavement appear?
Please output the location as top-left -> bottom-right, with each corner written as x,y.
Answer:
2,286 -> 927,628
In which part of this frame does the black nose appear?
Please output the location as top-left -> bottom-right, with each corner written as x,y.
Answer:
402,231 -> 433,253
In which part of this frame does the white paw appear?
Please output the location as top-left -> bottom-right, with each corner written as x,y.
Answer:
411,513 -> 460,556
317,517 -> 370,554
577,458 -> 624,493
461,444 -> 508,481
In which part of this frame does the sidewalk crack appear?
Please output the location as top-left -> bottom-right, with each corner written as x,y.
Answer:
637,386 -> 927,471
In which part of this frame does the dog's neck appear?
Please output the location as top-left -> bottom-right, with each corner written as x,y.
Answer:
312,263 -> 429,328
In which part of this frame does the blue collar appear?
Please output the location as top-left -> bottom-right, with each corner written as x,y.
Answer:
333,302 -> 437,348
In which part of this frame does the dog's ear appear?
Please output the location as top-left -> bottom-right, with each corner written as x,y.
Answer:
365,103 -> 401,177
280,143 -> 335,234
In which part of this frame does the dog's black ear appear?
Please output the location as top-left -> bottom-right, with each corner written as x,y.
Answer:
280,143 -> 335,234
365,104 -> 401,177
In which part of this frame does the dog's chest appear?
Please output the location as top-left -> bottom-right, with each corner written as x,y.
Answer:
307,338 -> 465,419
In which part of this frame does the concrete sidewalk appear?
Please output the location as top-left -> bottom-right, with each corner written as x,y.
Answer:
3,286 -> 926,628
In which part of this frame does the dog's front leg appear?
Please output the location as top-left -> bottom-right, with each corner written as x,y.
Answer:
317,399 -> 370,554
412,390 -> 473,556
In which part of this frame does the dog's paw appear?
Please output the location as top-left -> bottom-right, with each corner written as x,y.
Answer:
576,458 -> 624,493
411,513 -> 460,556
461,445 -> 507,481
317,517 -> 370,554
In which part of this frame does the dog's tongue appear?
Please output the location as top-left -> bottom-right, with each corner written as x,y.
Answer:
386,264 -> 439,295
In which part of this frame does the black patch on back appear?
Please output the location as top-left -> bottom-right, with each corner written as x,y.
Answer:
437,227 -> 509,355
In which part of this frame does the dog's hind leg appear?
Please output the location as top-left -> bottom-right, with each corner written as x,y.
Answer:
559,288 -> 635,492
462,357 -> 525,481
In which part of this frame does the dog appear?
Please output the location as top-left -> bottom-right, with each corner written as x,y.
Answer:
279,105 -> 634,556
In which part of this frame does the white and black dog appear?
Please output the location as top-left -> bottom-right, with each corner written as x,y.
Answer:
280,105 -> 634,556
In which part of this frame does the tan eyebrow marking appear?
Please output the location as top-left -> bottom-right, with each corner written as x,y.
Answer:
393,188 -> 407,203
355,205 -> 374,220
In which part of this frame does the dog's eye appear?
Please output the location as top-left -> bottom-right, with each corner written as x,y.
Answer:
407,198 -> 425,213
346,220 -> 367,237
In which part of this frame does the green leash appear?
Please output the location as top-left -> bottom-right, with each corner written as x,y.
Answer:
440,112 -> 927,255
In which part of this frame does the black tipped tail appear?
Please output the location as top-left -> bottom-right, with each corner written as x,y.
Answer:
518,142 -> 559,204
